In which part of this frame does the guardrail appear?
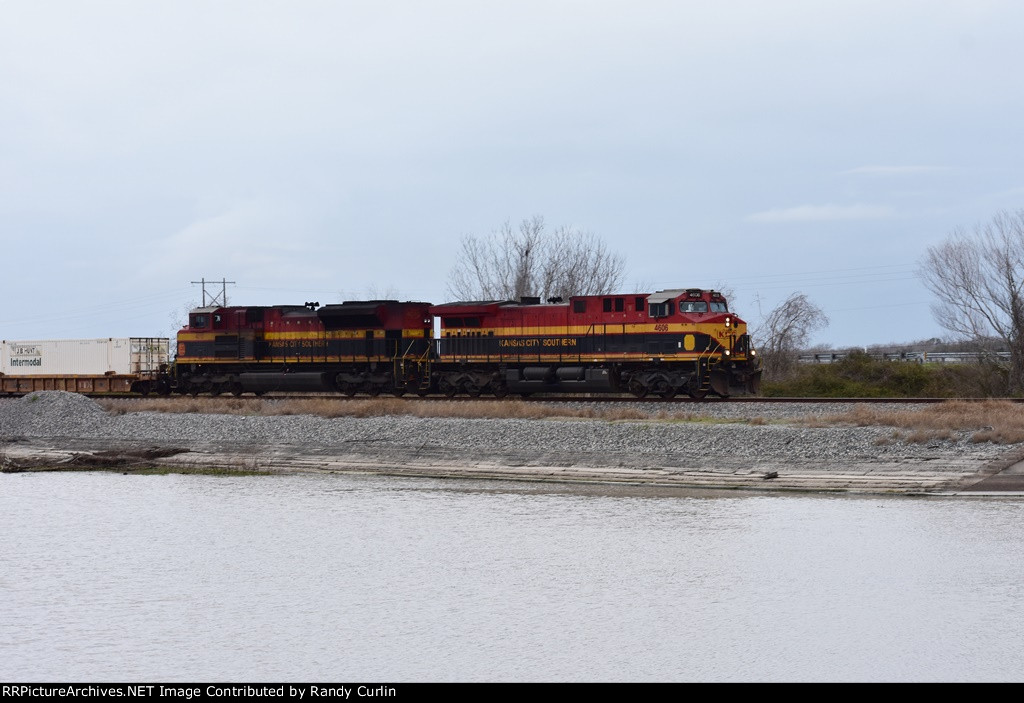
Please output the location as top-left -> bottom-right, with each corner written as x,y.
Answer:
797,351 -> 1012,364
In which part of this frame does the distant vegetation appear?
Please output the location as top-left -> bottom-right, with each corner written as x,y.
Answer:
762,350 -> 1011,398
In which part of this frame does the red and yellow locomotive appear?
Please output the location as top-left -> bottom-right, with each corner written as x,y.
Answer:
172,288 -> 760,398
431,288 -> 760,398
175,300 -> 433,396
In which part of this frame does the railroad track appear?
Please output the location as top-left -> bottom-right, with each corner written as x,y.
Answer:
71,393 -> 1024,404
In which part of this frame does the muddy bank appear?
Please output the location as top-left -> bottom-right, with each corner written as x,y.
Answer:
5,434 -> 1024,496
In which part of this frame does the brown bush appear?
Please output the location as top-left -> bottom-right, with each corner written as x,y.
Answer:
808,400 -> 1024,444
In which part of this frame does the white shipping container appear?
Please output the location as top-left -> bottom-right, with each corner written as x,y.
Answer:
0,338 -> 170,376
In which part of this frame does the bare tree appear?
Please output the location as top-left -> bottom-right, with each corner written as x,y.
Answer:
919,209 -> 1024,393
447,216 -> 626,301
166,299 -> 200,340
361,284 -> 400,300
757,292 -> 829,378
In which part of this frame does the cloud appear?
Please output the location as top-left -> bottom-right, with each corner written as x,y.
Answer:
986,185 -> 1024,199
131,200 -> 334,285
841,166 -> 949,176
746,204 -> 896,223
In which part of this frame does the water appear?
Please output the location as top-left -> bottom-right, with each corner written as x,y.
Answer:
1,471 -> 1022,682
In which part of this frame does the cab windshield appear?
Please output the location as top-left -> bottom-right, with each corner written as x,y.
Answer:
710,301 -> 728,313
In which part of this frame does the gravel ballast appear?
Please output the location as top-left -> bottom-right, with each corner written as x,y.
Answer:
2,392 -> 1023,495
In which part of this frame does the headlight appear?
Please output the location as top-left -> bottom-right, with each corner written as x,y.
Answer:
725,317 -> 732,327
724,349 -> 731,356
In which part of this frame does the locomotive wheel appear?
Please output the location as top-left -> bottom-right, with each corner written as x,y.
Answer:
465,384 -> 481,397
491,385 -> 509,399
367,385 -> 381,397
230,383 -> 244,397
652,379 -> 673,399
391,387 -> 406,397
440,379 -> 457,397
189,386 -> 200,398
628,378 -> 648,399
342,384 -> 357,397
687,387 -> 707,400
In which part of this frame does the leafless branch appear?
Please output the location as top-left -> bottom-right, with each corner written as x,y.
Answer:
919,209 -> 1024,392
756,292 -> 829,378
447,216 -> 625,301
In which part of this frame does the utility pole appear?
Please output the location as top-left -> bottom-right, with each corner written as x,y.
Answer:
191,278 -> 236,307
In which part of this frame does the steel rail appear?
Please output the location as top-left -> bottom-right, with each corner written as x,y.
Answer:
70,393 -> 1024,404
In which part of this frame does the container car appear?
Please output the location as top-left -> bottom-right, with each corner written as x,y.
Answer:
0,338 -> 170,395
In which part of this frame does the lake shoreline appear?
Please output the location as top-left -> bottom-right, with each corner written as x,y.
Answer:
4,392 -> 1024,495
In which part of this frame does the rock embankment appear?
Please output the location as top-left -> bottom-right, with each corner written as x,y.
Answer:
2,392 -> 1022,495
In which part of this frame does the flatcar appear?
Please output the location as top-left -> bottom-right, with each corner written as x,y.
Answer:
0,338 -> 170,396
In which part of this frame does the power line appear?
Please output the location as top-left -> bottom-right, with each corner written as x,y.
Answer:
651,263 -> 921,291
733,275 -> 920,294
0,290 -> 186,327
728,262 -> 917,283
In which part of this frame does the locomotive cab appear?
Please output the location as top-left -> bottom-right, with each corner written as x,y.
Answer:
186,308 -> 215,330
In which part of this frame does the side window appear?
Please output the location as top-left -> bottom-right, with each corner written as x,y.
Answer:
603,298 -> 613,312
615,298 -> 624,312
635,297 -> 646,312
573,300 -> 587,313
190,314 -> 208,328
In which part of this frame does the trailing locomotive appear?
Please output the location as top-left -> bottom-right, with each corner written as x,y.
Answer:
174,300 -> 433,396
172,288 -> 761,398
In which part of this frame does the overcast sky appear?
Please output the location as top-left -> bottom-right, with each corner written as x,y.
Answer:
3,0 -> 1023,347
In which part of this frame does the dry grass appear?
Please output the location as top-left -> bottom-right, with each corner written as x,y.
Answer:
97,397 -> 679,422
97,396 -> 783,426
806,400 -> 1024,444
